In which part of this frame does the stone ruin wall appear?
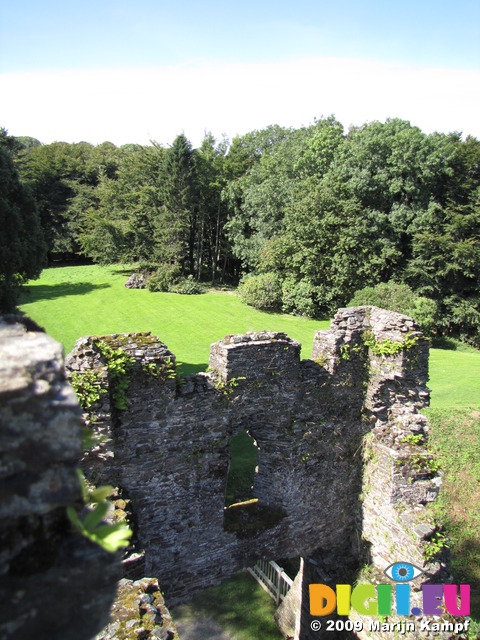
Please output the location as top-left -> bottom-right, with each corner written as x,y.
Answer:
0,307 -> 457,639
65,305 -> 455,639
0,316 -> 179,640
0,316 -> 121,640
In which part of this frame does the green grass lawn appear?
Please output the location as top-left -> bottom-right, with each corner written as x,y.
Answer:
428,347 -> 480,409
18,264 -> 480,410
172,572 -> 283,640
428,408 -> 480,635
18,264 -> 328,375
225,430 -> 259,506
17,264 -> 480,637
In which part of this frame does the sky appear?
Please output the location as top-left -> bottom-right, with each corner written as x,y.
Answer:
0,0 -> 479,148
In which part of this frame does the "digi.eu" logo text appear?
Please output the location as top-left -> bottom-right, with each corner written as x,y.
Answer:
309,562 -> 470,617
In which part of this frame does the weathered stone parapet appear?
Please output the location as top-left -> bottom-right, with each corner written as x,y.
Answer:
0,316 -> 121,640
70,328 -> 361,605
312,306 -> 370,374
209,331 -> 301,382
312,306 -> 430,442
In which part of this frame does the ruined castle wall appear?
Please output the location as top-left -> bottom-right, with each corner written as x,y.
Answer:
65,306 -> 450,638
68,330 -> 366,604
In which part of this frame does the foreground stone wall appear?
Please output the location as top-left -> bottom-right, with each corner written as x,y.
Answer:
0,316 -> 121,640
65,306 -> 451,640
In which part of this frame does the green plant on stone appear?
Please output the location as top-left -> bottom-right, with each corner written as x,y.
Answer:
340,344 -> 350,360
82,424 -> 106,451
400,434 -> 424,446
141,358 -> 176,382
214,375 -> 247,399
69,369 -> 106,409
351,343 -> 365,356
362,330 -> 418,357
176,373 -> 186,386
424,531 -> 449,562
363,331 -> 404,356
413,455 -> 440,474
313,354 -> 328,367
95,340 -> 135,410
404,333 -> 419,350
67,470 -> 132,553
400,454 -> 440,475
362,433 -> 377,464
425,458 -> 440,473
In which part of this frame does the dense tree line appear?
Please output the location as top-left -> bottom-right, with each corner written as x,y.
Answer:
2,118 -> 479,345
0,129 -> 46,311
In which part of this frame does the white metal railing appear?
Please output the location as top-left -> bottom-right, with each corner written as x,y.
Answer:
247,559 -> 293,605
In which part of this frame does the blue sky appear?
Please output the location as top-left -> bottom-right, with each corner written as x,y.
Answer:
1,0 -> 479,146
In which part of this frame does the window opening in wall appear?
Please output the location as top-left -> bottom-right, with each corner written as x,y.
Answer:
223,430 -> 287,537
224,429 -> 259,507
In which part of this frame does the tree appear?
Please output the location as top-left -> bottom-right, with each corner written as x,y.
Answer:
404,134 -> 480,345
294,115 -> 345,178
80,144 -> 164,264
195,132 -> 231,283
16,140 -> 121,261
155,134 -> 199,275
223,125 -> 314,270
328,119 -> 458,280
407,196 -> 480,344
348,281 -> 438,336
0,129 -> 46,311
270,177 -> 386,316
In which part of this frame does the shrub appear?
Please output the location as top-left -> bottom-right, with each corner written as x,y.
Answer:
147,264 -> 181,292
348,281 -> 414,313
348,281 -> 438,336
238,272 -> 282,311
169,275 -> 203,295
409,296 -> 438,337
442,297 -> 480,348
281,277 -> 316,317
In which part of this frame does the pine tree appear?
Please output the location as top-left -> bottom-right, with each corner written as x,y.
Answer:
155,134 -> 199,275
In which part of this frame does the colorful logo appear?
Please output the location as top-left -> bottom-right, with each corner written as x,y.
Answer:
309,561 -> 470,617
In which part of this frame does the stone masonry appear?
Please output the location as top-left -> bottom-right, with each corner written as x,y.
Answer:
0,316 -> 121,640
64,306 -> 461,639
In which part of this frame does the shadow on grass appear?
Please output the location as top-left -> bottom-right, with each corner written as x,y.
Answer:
19,282 -> 111,303
172,572 -> 282,640
176,362 -> 208,377
431,336 -> 460,350
109,266 -> 136,276
450,537 -> 480,620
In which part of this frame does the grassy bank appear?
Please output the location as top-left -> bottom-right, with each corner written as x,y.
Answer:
428,347 -> 480,409
427,408 -> 480,631
18,265 -> 480,409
